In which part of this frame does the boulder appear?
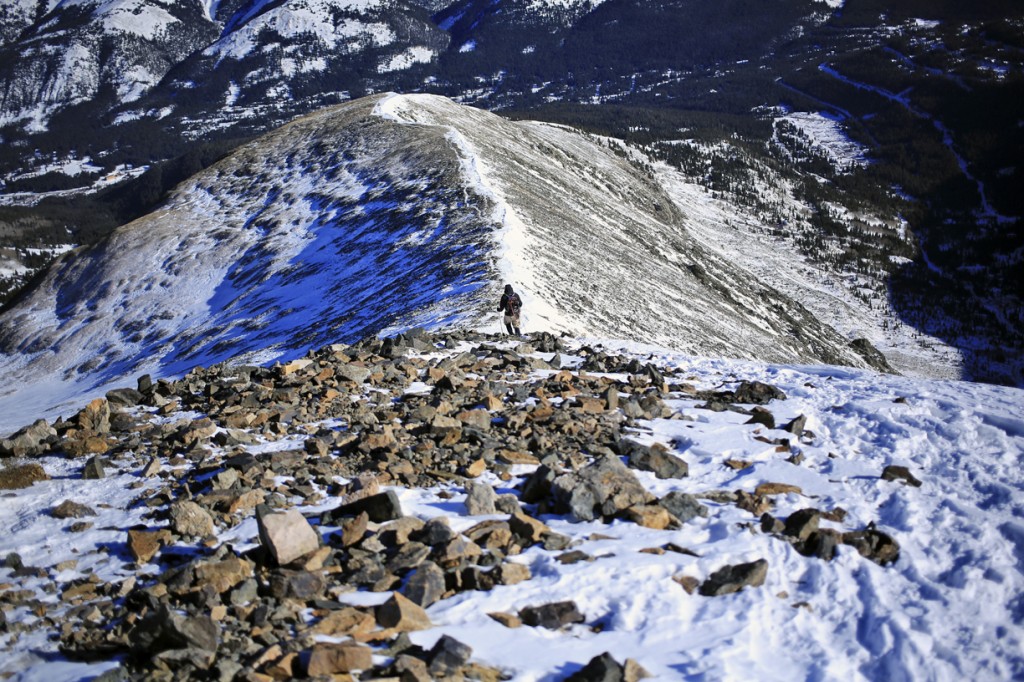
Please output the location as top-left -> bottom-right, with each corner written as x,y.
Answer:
268,569 -> 326,600
193,556 -> 253,594
327,490 -> 403,523
106,388 -> 145,407
842,528 -> 900,566
129,606 -> 219,654
429,635 -> 473,677
783,509 -> 821,543
699,559 -> 768,596
76,398 -> 111,433
566,652 -> 628,682
731,381 -> 786,404
403,561 -> 446,607
659,492 -> 708,523
626,441 -> 689,479
51,500 -> 97,519
127,529 -> 171,563
550,455 -> 654,521
169,501 -> 215,538
376,592 -> 432,632
306,643 -> 373,675
881,465 -> 922,487
336,363 -> 372,384
0,419 -> 56,458
256,506 -> 320,566
621,505 -> 675,529
782,414 -> 808,434
464,480 -> 498,515
82,456 -> 105,480
519,601 -> 585,629
509,512 -> 549,544
745,407 -> 776,429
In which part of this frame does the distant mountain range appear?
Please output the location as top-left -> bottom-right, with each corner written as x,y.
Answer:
0,0 -> 1021,386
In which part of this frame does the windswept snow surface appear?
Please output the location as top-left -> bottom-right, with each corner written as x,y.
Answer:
0,338 -> 1021,680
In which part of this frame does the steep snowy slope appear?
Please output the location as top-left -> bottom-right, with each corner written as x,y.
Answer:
0,94 -> 884,434
0,0 -> 219,130
154,0 -> 450,126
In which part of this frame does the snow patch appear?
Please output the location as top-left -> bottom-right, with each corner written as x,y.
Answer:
379,46 -> 435,73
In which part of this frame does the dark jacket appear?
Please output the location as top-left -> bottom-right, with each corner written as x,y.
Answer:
497,292 -> 521,315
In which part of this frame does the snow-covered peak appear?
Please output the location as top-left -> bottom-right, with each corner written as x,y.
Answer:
211,0 -> 395,59
54,0 -> 181,38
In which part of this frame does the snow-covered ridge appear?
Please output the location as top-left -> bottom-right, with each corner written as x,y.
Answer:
0,0 -> 219,131
208,0 -> 398,61
0,94 -> 884,433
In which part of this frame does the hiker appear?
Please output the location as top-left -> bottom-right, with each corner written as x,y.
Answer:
497,284 -> 522,336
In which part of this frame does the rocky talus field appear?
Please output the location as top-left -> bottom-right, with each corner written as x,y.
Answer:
0,329 -> 1020,681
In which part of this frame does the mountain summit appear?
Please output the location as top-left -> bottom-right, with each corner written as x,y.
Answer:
0,94 -> 885,432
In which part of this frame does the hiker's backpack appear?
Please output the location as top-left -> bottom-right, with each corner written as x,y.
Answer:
508,293 -> 522,316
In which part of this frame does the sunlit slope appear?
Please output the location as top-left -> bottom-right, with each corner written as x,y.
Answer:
0,94 -> 881,432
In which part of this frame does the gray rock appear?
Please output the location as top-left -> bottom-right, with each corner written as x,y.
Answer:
169,500 -> 215,538
429,634 -> 473,676
0,419 -> 56,458
336,363 -> 372,384
566,652 -> 624,682
881,465 -> 922,487
803,529 -> 841,561
106,387 -> 145,407
626,441 -> 689,479
519,464 -> 558,504
268,569 -> 325,600
731,381 -> 786,404
495,493 -> 521,514
386,542 -> 431,573
403,561 -> 446,608
783,414 -> 808,434
76,398 -> 111,434
699,559 -> 768,596
519,601 -> 585,629
256,505 -> 320,566
414,517 -> 457,546
842,528 -> 900,566
744,407 -> 775,429
658,492 -> 708,523
327,490 -> 403,523
130,606 -> 219,653
759,513 -> 785,534
551,455 -> 654,521
783,509 -> 821,543
82,456 -> 106,480
464,481 -> 498,515
229,579 -> 259,606
51,500 -> 97,519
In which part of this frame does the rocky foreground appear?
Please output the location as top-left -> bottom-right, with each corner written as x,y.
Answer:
0,329 -> 916,680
